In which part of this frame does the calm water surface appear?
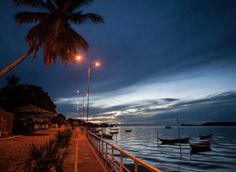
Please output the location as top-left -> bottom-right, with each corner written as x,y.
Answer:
104,126 -> 236,172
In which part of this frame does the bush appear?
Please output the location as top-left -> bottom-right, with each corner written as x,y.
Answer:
55,129 -> 73,148
24,140 -> 64,172
24,129 -> 73,172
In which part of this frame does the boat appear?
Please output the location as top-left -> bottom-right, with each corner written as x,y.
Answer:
190,141 -> 211,153
110,131 -> 119,134
125,129 -> 132,132
159,137 -> 191,144
96,133 -> 102,138
199,134 -> 213,140
165,126 -> 172,129
111,128 -> 119,131
88,128 -> 99,134
102,133 -> 113,139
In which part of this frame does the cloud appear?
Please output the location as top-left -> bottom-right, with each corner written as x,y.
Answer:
58,91 -> 236,124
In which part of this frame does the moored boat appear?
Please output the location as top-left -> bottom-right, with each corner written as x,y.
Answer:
160,137 -> 191,144
88,128 -> 99,134
110,131 -> 119,134
190,141 -> 211,153
102,133 -> 113,139
96,133 -> 102,137
125,129 -> 132,132
199,134 -> 213,140
165,126 -> 172,129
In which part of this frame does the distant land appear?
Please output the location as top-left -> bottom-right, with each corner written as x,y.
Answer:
181,122 -> 236,126
181,124 -> 199,126
201,122 -> 236,126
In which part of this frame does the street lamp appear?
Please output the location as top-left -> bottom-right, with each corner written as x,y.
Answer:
75,55 -> 82,61
87,61 -> 100,123
75,54 -> 101,124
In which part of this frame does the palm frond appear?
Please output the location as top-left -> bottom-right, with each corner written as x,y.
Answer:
53,0 -> 93,12
24,139 -> 66,172
46,0 -> 56,10
72,0 -> 93,6
63,26 -> 89,51
13,0 -> 102,65
15,12 -> 49,25
42,24 -> 89,64
12,0 -> 53,10
68,12 -> 104,24
67,0 -> 94,12
24,143 -> 42,171
26,21 -> 49,48
53,0 -> 66,9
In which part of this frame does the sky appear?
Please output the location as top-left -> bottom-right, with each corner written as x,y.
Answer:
0,0 -> 236,125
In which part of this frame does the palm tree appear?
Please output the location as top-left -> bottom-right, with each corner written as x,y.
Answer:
0,0 -> 104,78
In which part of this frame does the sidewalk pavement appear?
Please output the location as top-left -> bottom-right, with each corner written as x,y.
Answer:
64,128 -> 109,172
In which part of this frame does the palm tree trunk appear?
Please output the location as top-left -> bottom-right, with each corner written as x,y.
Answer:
0,48 -> 33,78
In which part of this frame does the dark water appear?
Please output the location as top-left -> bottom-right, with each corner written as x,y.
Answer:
105,126 -> 236,172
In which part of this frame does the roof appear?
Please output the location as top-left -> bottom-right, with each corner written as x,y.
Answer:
15,104 -> 57,116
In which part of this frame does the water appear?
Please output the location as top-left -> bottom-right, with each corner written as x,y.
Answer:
105,126 -> 236,172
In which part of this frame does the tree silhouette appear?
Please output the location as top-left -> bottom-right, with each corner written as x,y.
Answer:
0,0 -> 104,77
0,76 -> 56,112
6,74 -> 20,86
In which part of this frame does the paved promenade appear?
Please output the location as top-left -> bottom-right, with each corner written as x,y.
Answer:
64,128 -> 109,172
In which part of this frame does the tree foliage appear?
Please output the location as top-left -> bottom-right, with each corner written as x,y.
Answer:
0,76 -> 56,112
24,129 -> 73,172
13,0 -> 104,64
51,113 -> 66,127
0,0 -> 104,77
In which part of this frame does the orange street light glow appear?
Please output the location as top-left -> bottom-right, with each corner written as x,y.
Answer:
94,61 -> 100,67
75,55 -> 82,61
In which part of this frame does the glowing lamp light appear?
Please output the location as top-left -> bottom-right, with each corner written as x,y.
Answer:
75,55 -> 82,61
94,61 -> 100,67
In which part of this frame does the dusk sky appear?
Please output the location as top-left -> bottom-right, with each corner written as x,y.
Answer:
0,0 -> 236,124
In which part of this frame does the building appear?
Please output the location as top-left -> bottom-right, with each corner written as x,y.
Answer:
0,107 -> 14,137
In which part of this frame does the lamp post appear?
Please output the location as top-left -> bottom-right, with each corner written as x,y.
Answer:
86,61 -> 100,124
87,64 -> 91,124
82,94 -> 85,119
74,54 -> 100,124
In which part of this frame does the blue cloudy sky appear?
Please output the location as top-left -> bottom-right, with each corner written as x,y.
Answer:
0,0 -> 236,124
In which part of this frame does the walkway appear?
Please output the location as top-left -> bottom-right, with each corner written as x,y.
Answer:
64,128 -> 109,172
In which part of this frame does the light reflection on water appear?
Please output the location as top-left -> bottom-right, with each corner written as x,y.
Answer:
104,126 -> 236,172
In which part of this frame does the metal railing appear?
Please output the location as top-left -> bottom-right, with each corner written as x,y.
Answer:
86,130 -> 162,172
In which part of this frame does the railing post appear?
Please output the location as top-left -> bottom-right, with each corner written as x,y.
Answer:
112,147 -> 114,171
135,161 -> 138,172
106,143 -> 108,162
99,139 -> 101,153
86,130 -> 162,172
102,141 -> 104,157
120,154 -> 123,172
